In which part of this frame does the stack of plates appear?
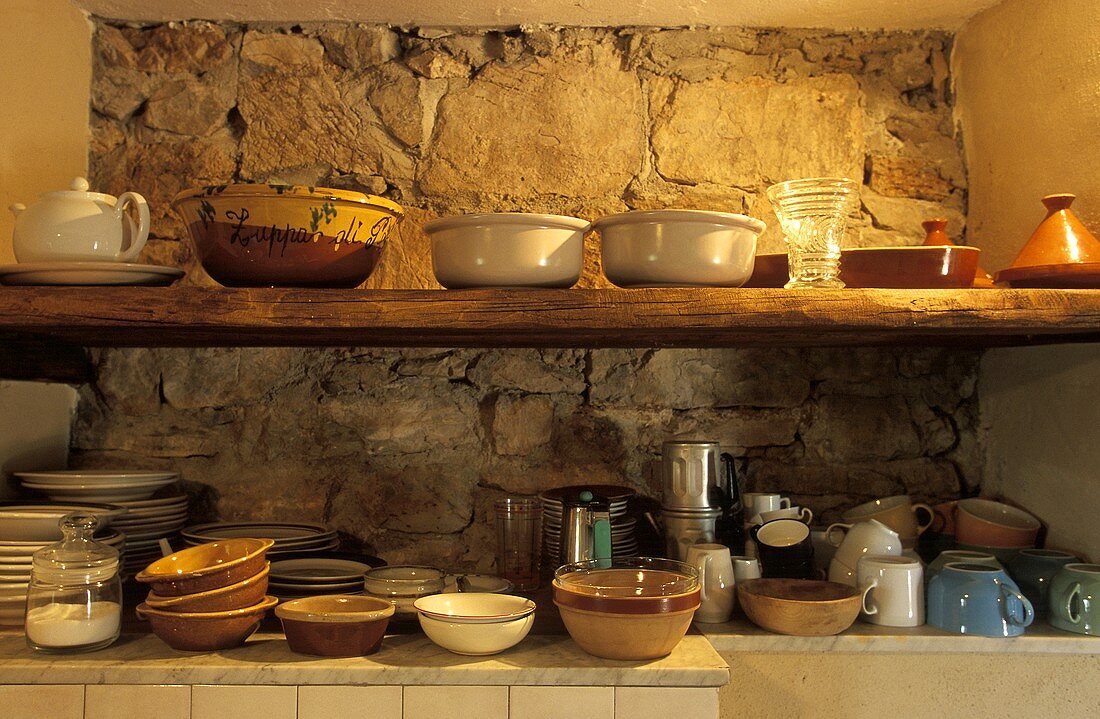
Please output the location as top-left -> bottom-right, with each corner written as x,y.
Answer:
113,495 -> 190,577
182,522 -> 339,557
16,470 -> 179,503
539,485 -> 639,565
268,556 -> 381,600
0,529 -> 125,625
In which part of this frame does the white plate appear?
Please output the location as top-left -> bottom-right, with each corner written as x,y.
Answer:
17,470 -> 176,484
0,504 -> 127,541
0,262 -> 184,287
114,512 -> 189,529
114,495 -> 189,509
114,504 -> 189,519
120,523 -> 188,542
269,580 -> 364,593
269,558 -> 373,583
267,540 -> 340,556
24,488 -> 175,503
182,522 -> 333,540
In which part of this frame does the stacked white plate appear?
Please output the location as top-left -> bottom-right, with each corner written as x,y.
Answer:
539,485 -> 639,564
268,557 -> 377,599
17,470 -> 179,503
182,522 -> 339,557
0,529 -> 125,626
112,495 -> 191,576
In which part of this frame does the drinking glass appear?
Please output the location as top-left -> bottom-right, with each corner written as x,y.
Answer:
494,498 -> 542,591
766,177 -> 861,289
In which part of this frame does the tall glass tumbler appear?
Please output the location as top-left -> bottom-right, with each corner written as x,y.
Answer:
766,177 -> 861,289
494,498 -> 542,591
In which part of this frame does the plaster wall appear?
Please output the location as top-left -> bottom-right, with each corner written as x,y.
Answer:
955,0 -> 1100,561
0,0 -> 92,265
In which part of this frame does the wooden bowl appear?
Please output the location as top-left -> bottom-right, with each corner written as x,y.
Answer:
737,578 -> 861,636
135,538 -> 274,596
137,595 -> 278,651
145,563 -> 270,612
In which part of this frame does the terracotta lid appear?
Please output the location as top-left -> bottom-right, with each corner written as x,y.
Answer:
1008,194 -> 1100,269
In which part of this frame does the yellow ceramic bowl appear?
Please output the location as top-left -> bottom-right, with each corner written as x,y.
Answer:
145,563 -> 270,612
135,538 -> 274,596
137,595 -> 278,652
171,184 -> 404,288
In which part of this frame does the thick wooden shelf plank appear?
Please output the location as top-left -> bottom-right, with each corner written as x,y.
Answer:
0,287 -> 1099,350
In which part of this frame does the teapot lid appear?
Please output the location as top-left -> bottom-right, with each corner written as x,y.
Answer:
40,177 -> 117,203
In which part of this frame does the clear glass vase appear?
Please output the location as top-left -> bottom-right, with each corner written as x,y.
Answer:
766,177 -> 861,289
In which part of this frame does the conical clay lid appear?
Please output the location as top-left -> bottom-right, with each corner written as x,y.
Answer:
1009,194 -> 1100,269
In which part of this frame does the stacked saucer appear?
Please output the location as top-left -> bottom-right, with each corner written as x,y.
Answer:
112,495 -> 191,577
539,485 -> 639,565
182,522 -> 339,557
0,529 -> 125,625
16,470 -> 179,503
268,555 -> 381,600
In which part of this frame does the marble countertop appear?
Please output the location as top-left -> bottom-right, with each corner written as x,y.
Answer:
702,618 -> 1100,654
0,630 -> 730,687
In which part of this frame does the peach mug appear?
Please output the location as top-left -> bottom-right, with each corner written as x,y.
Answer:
841,495 -> 934,548
955,498 -> 1041,548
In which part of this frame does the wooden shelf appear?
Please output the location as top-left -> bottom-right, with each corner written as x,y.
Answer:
1,287 -> 1099,354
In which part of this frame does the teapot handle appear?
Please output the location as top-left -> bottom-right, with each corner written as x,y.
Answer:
115,191 -> 150,262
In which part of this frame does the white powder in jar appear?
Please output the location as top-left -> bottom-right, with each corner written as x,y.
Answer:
25,601 -> 121,648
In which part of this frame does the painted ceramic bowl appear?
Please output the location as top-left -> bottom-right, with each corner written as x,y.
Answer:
135,538 -> 274,596
172,184 -> 403,288
413,593 -> 536,656
276,594 -> 395,657
137,595 -> 278,651
144,563 -> 270,613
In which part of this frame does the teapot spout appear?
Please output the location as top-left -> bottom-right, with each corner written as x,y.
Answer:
9,203 -> 26,216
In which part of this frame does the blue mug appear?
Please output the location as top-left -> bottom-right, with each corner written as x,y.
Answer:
927,562 -> 1034,637
1006,549 -> 1079,616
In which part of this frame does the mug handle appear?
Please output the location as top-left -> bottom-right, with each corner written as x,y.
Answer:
825,522 -> 851,547
860,579 -> 879,616
693,552 -> 710,603
1065,582 -> 1083,624
800,507 -> 814,524
780,497 -> 792,509
912,503 -> 935,534
115,191 -> 151,262
1001,585 -> 1034,627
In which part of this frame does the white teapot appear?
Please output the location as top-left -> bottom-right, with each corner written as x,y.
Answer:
10,177 -> 150,263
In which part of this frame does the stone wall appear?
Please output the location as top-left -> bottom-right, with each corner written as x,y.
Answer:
76,22 -> 980,567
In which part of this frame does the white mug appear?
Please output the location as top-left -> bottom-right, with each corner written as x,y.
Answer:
743,493 -> 791,517
687,543 -> 735,623
760,506 -> 814,525
857,555 -> 924,627
730,555 -> 761,583
826,519 -> 902,571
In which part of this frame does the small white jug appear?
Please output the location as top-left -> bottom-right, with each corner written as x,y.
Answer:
10,177 -> 149,263
686,543 -> 735,624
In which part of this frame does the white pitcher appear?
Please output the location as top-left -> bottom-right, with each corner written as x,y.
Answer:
686,543 -> 735,623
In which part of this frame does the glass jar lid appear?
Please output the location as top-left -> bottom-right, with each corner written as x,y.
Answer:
32,513 -> 119,584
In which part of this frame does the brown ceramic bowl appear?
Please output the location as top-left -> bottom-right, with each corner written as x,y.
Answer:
737,578 -> 861,636
552,557 -> 701,660
136,595 -> 278,651
745,246 -> 981,289
171,184 -> 404,288
135,538 -> 274,596
145,563 -> 270,612
276,595 -> 394,657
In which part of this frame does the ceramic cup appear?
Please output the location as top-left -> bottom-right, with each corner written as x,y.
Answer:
686,543 -> 735,624
826,519 -> 902,570
742,493 -> 791,518
1048,563 -> 1100,636
760,506 -> 814,525
753,519 -> 814,580
955,498 -> 1041,548
842,495 -> 934,548
730,556 -> 761,583
857,555 -> 924,627
926,550 -> 1000,585
1006,549 -> 1079,616
927,562 -> 1034,637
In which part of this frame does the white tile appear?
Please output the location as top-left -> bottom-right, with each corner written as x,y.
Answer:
0,684 -> 83,719
615,687 -> 719,719
85,684 -> 190,719
403,685 -> 507,719
191,685 -> 297,719
299,685 -> 402,719
510,686 -> 614,719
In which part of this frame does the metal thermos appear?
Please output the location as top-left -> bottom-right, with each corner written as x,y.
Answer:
560,492 -> 612,565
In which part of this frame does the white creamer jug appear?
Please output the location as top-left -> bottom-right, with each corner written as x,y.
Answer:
10,177 -> 150,263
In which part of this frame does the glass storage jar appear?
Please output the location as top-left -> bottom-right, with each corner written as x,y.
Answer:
24,513 -> 122,653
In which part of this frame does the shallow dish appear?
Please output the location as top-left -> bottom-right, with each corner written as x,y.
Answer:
595,209 -> 764,288
145,563 -> 270,613
364,565 -> 445,619
417,609 -> 535,656
137,595 -> 278,651
269,558 -> 375,584
413,592 -> 535,624
737,578 -> 861,636
745,246 -> 981,289
135,538 -> 275,596
442,574 -> 515,594
276,594 -> 394,657
424,213 -> 589,289
0,502 -> 127,541
172,184 -> 403,288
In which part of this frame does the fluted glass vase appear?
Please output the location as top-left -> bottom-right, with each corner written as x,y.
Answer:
766,177 -> 861,289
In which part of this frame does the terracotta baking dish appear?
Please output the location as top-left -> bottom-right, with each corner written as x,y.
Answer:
135,538 -> 274,596
745,246 -> 981,289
